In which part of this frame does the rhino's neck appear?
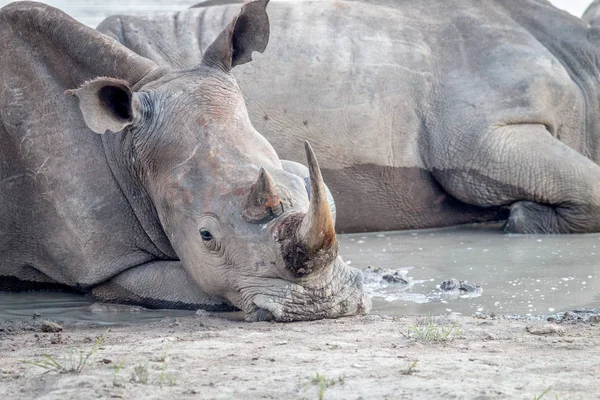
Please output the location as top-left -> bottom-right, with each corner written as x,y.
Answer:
101,128 -> 178,260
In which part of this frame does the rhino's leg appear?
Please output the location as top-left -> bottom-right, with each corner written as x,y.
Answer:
91,261 -> 235,311
432,124 -> 600,233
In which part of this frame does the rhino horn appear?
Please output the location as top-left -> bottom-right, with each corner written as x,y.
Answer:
242,167 -> 282,222
298,142 -> 337,253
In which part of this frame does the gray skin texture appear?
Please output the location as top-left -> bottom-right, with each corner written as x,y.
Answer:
0,1 -> 370,321
97,0 -> 600,234
584,0 -> 600,26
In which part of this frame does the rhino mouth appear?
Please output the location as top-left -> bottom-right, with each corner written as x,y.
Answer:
239,257 -> 371,322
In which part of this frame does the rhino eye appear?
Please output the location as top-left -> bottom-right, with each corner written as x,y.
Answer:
200,229 -> 213,241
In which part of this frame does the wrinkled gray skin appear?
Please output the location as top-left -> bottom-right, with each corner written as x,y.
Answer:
98,0 -> 600,234
0,1 -> 370,321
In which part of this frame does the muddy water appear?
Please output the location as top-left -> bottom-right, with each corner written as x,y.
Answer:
343,223 -> 600,317
1,224 -> 599,323
0,292 -> 196,324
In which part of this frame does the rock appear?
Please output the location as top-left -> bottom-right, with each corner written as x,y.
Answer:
526,324 -> 565,336
41,321 -> 63,333
558,309 -> 600,323
89,303 -> 142,313
364,266 -> 409,285
562,311 -> 580,321
440,278 -> 480,293
50,334 -> 62,344
382,273 -> 408,284
195,309 -> 211,317
366,266 -> 386,274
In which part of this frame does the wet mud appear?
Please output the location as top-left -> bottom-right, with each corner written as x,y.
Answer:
341,223 -> 600,317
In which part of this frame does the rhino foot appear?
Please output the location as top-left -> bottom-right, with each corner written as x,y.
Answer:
505,201 -> 565,234
245,306 -> 275,322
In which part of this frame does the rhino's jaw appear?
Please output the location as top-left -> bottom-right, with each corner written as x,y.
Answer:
239,257 -> 371,322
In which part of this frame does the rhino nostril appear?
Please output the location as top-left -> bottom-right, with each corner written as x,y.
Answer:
268,202 -> 285,219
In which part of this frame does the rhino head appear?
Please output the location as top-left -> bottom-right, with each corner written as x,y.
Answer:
67,0 -> 370,321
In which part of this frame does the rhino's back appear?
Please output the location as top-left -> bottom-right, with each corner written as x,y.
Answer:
249,0 -> 592,229
584,0 -> 600,26
237,1 -> 461,231
99,0 -> 590,232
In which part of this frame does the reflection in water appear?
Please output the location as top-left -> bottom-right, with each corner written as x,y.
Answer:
0,291 -> 195,325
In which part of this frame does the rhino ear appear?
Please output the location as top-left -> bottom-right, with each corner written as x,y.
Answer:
66,78 -> 138,134
201,0 -> 270,71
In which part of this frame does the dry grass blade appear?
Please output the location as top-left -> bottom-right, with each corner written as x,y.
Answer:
23,330 -> 108,374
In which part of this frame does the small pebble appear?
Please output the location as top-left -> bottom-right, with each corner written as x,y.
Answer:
526,324 -> 564,336
41,321 -> 63,333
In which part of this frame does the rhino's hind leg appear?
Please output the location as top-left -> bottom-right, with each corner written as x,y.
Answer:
91,261 -> 236,311
432,123 -> 600,233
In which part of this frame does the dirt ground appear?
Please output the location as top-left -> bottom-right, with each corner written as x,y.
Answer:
0,312 -> 598,400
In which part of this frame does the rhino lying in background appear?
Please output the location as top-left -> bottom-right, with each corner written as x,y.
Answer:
0,1 -> 370,321
98,0 -> 600,234
584,0 -> 600,26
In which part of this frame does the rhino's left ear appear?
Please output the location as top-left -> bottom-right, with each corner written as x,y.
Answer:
66,77 -> 139,134
201,0 -> 270,71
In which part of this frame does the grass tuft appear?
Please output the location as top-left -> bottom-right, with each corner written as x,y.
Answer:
305,372 -> 343,400
112,360 -> 126,387
24,331 -> 107,374
402,360 -> 419,375
533,386 -> 553,400
406,314 -> 462,342
130,363 -> 149,384
157,347 -> 177,387
126,346 -> 177,386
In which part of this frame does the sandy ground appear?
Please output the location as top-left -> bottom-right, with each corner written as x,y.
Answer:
0,312 -> 598,400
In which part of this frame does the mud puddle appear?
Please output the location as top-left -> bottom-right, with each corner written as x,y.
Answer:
1,223 -> 599,323
0,291 -> 195,325
341,223 -> 600,317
